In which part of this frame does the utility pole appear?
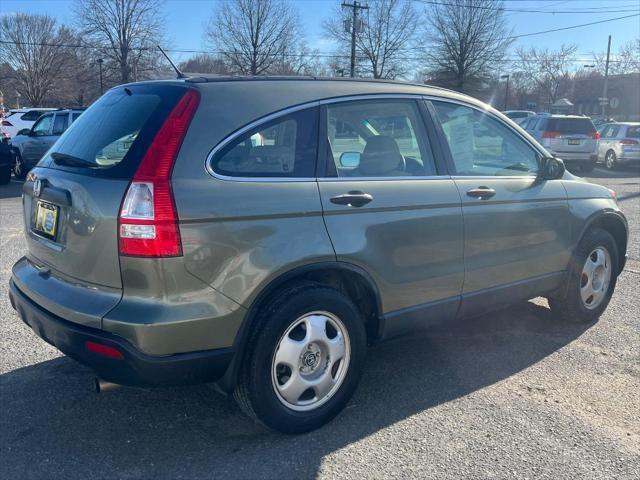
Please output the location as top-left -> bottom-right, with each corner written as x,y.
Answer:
601,35 -> 611,119
97,58 -> 104,95
342,1 -> 368,78
501,74 -> 510,110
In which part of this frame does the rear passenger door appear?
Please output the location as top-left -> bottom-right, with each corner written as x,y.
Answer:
317,98 -> 464,336
22,113 -> 54,163
428,100 -> 571,317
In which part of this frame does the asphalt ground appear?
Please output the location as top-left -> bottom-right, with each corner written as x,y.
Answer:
0,167 -> 638,479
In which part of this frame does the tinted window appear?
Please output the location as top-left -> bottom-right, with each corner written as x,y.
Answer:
627,126 -> 640,138
51,89 -> 161,169
32,115 -> 53,136
547,118 -> 595,134
433,101 -> 539,177
325,99 -> 435,178
52,113 -> 68,135
212,107 -> 318,178
21,110 -> 47,121
506,112 -> 527,119
71,112 -> 82,123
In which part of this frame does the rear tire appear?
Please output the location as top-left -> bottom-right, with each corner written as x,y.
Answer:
13,153 -> 27,180
0,166 -> 10,185
548,228 -> 618,324
234,282 -> 367,434
605,150 -> 617,170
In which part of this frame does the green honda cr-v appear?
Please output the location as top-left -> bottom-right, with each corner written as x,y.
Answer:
9,77 -> 628,433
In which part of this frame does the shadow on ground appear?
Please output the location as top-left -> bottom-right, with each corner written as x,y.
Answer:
0,300 -> 591,479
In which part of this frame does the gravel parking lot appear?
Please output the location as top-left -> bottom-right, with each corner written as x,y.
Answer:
1,168 -> 638,479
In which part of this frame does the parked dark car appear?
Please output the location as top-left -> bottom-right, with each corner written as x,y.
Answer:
10,108 -> 84,179
9,78 -> 628,433
0,137 -> 13,185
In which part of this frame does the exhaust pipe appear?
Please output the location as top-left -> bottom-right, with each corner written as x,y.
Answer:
94,378 -> 121,393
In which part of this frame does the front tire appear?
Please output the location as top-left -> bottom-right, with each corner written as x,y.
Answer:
234,283 -> 367,434
548,228 -> 618,324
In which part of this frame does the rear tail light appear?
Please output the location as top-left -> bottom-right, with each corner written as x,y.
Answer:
118,89 -> 200,257
620,139 -> 638,145
1,120 -> 12,126
542,131 -> 560,139
590,132 -> 600,140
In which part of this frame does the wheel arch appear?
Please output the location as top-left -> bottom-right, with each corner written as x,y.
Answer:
217,261 -> 383,392
578,211 -> 628,274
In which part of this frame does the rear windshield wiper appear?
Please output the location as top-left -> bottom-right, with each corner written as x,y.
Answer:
51,152 -> 99,168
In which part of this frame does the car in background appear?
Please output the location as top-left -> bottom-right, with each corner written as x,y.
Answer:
1,108 -> 56,139
10,108 -> 84,179
597,122 -> 640,169
503,110 -> 535,125
522,114 -> 599,172
0,137 -> 12,185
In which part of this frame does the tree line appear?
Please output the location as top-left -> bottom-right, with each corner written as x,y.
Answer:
0,0 -> 638,109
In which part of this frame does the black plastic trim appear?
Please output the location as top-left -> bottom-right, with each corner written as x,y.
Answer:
9,279 -> 234,387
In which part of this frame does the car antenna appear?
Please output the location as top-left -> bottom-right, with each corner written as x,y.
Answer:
158,45 -> 186,79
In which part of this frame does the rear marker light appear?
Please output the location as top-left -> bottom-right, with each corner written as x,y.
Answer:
118,89 -> 200,257
1,120 -> 12,126
621,139 -> 638,145
542,131 -> 560,139
590,132 -> 601,140
85,341 -> 125,360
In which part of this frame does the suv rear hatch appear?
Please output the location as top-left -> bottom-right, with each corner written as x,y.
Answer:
542,117 -> 598,154
17,83 -> 196,326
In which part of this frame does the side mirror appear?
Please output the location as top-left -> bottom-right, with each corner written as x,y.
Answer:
339,151 -> 360,168
17,129 -> 31,136
540,156 -> 565,180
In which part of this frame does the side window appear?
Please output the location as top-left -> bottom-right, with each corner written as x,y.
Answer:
325,99 -> 435,178
211,107 -> 318,178
21,110 -> 44,121
71,112 -> 82,123
432,101 -> 539,177
52,113 -> 69,135
609,126 -> 620,138
31,115 -> 53,136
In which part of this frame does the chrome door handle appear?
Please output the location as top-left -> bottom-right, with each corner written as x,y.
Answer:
466,187 -> 496,199
330,191 -> 373,207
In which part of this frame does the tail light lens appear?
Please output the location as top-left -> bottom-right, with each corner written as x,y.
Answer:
118,89 -> 200,257
542,131 -> 560,139
1,120 -> 12,126
620,139 -> 638,145
590,132 -> 601,140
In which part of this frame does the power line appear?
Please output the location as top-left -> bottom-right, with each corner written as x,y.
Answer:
412,0 -> 640,14
507,12 -> 640,38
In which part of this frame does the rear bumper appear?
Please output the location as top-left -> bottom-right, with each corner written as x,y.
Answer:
553,152 -> 597,164
9,279 -> 234,386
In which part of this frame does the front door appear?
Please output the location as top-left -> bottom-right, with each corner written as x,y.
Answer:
429,100 -> 572,316
317,98 -> 464,337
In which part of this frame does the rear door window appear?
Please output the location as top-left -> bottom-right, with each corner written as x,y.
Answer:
211,107 -> 318,178
547,118 -> 595,134
21,110 -> 46,121
626,126 -> 639,138
52,113 -> 69,135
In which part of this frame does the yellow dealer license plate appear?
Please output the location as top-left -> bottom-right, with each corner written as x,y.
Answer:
34,201 -> 59,240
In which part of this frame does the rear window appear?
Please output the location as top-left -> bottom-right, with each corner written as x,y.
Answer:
547,118 -> 595,134
626,126 -> 640,138
39,84 -> 188,178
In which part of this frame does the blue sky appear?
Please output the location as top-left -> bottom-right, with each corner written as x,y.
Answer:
2,0 -> 639,66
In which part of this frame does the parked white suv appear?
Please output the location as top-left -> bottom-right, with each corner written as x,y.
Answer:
1,108 -> 56,139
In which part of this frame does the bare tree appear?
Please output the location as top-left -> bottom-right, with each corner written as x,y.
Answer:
206,0 -> 301,75
75,0 -> 164,84
514,44 -> 578,108
0,13 -> 77,106
591,38 -> 640,76
420,0 -> 510,93
179,54 -> 231,75
323,0 -> 418,79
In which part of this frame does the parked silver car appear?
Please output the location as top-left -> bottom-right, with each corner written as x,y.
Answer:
523,115 -> 599,172
597,122 -> 640,169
